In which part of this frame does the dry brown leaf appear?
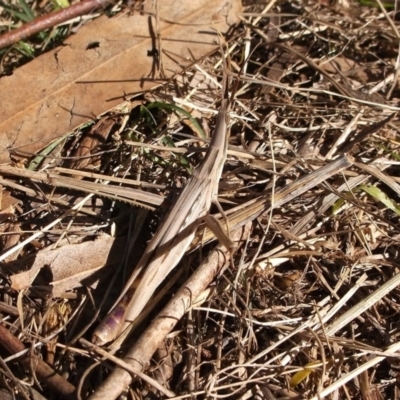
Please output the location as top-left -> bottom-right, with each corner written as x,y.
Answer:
1,223 -> 22,263
67,114 -> 122,172
10,236 -> 126,297
0,0 -> 241,163
0,187 -> 19,218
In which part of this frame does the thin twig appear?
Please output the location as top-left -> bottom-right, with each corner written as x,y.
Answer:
79,338 -> 176,398
0,0 -> 112,50
0,324 -> 76,399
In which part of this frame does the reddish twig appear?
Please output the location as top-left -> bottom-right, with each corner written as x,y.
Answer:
0,0 -> 113,50
0,324 -> 76,400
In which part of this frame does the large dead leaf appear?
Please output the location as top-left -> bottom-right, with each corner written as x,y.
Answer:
10,236 -> 126,297
0,0 -> 241,163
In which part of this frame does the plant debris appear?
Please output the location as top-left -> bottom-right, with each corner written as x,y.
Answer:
1,0 -> 400,399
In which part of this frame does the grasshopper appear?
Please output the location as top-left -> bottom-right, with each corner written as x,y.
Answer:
92,67 -> 234,345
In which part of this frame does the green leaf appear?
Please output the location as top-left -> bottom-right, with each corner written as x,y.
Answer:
147,102 -> 206,139
18,0 -> 35,21
358,0 -> 393,9
331,196 -> 346,215
161,135 -> 191,168
16,41 -> 35,57
391,151 -> 400,161
359,184 -> 400,216
27,135 -> 68,170
0,1 -> 33,22
140,104 -> 158,132
51,0 -> 70,9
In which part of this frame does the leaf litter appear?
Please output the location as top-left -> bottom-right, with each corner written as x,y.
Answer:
1,0 -> 400,399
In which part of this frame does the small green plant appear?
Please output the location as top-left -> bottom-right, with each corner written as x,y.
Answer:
332,184 -> 400,216
51,0 -> 70,9
358,0 -> 394,9
146,102 -> 206,139
130,101 -> 206,172
0,0 -> 36,23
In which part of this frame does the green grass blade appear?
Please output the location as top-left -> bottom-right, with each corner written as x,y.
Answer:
147,102 -> 206,139
16,41 -> 35,57
28,135 -> 68,170
18,0 -> 36,21
359,184 -> 400,216
0,1 -> 33,22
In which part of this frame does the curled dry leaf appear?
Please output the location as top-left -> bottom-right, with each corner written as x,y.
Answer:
0,0 -> 242,163
67,114 -> 122,173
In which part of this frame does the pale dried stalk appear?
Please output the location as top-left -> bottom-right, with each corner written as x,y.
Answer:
190,154 -> 353,249
79,338 -> 175,398
325,271 -> 400,336
0,166 -> 163,209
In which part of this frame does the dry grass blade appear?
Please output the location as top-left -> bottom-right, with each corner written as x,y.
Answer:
310,341 -> 400,400
191,155 -> 353,248
0,165 -> 164,209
